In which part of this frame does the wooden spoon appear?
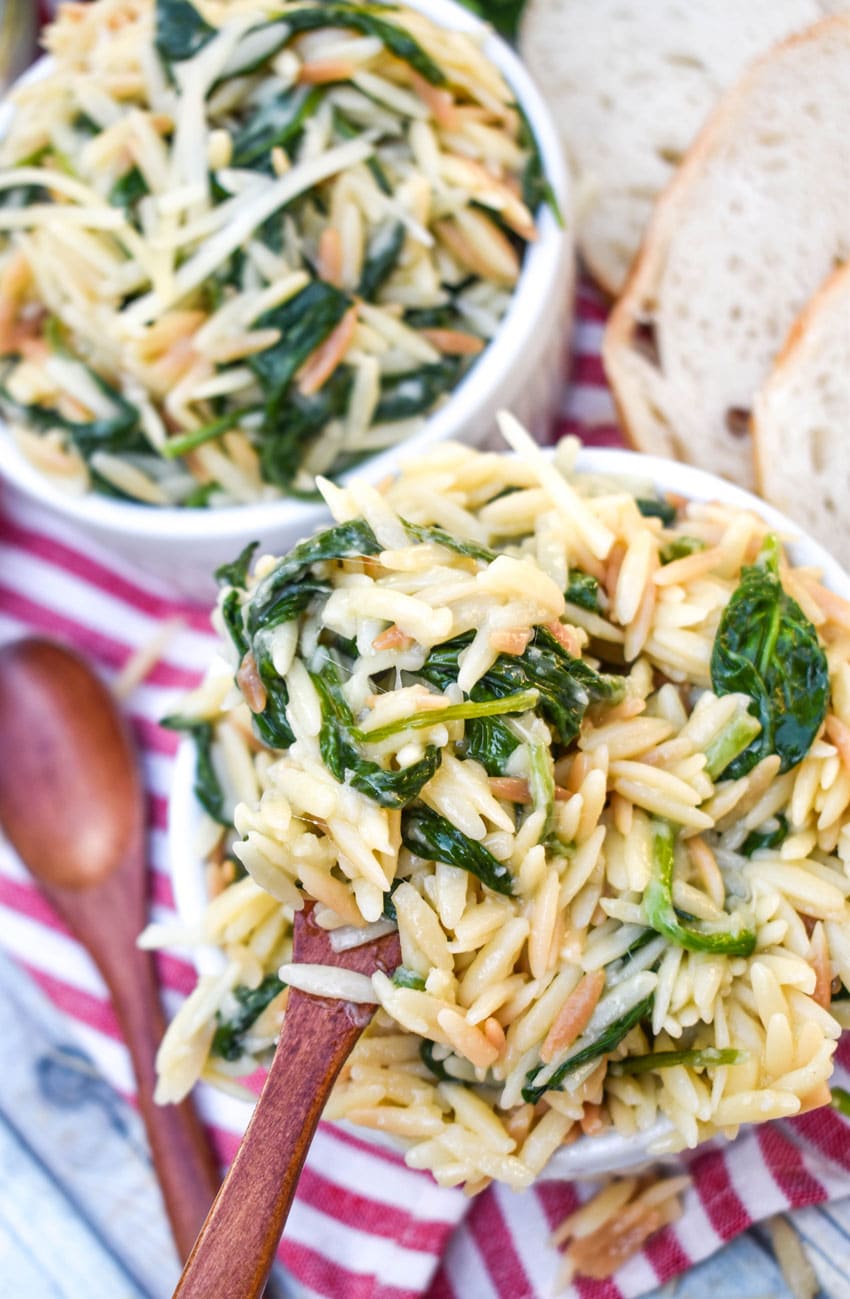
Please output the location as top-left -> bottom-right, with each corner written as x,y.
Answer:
0,637 -> 221,1259
173,902 -> 401,1299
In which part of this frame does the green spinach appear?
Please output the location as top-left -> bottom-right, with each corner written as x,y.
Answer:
565,570 -> 601,613
401,805 -> 514,895
230,86 -> 323,167
710,536 -> 830,777
160,715 -> 228,825
636,496 -> 677,527
645,819 -> 756,957
359,222 -> 406,300
211,974 -> 286,1061
419,626 -> 623,749
374,360 -> 463,424
313,660 -> 442,808
740,814 -> 789,858
522,994 -> 654,1104
155,0 -> 215,65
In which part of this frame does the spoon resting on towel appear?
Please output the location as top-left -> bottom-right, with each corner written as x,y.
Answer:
0,637 -> 221,1259
172,902 -> 401,1299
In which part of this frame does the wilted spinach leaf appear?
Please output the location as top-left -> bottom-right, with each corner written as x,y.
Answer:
161,715 -> 228,824
358,222 -> 405,300
740,814 -> 789,858
374,360 -> 463,424
312,659 -> 442,808
710,537 -> 829,777
230,86 -> 322,167
402,805 -> 514,895
211,975 -> 286,1061
215,541 -> 259,590
155,0 -> 215,65
522,994 -> 654,1104
565,570 -> 601,613
0,367 -> 146,463
419,626 -> 623,749
636,496 -> 676,527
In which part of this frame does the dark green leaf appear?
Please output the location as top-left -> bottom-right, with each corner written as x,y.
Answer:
392,966 -> 425,990
250,282 -> 351,419
419,626 -> 623,749
636,496 -> 677,527
246,519 -> 382,636
461,714 -> 519,776
231,86 -> 323,167
215,541 -> 259,590
155,0 -> 216,64
358,221 -> 405,300
248,282 -> 352,485
565,570 -> 601,613
419,1040 -> 471,1084
522,994 -> 654,1104
402,521 -> 496,563
645,819 -> 756,956
660,536 -> 705,565
108,165 -> 149,210
161,715 -> 229,824
401,804 -> 514,895
211,974 -> 286,1061
313,660 -> 442,808
259,366 -> 354,490
740,814 -> 789,858
710,537 -> 830,777
0,367 -> 146,463
374,360 -> 463,424
332,108 -> 392,193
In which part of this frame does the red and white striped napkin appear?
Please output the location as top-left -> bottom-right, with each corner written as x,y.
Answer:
2,283 -> 850,1299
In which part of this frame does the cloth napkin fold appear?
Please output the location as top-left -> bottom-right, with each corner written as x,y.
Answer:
2,283 -> 850,1299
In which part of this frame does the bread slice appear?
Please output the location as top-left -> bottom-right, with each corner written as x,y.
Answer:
603,16 -> 850,491
753,264 -> 850,570
519,0 -> 831,295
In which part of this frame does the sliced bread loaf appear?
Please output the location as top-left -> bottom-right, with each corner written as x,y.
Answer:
753,263 -> 850,570
519,0 -> 830,295
603,16 -> 850,490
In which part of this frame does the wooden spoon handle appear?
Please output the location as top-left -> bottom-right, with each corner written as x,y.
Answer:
108,939 -> 222,1260
173,989 -> 370,1299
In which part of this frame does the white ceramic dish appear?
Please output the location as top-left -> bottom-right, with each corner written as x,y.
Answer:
0,0 -> 573,602
168,445 -> 850,1180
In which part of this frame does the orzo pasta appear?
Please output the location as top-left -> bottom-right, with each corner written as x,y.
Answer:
148,420 -> 850,1191
0,0 -> 546,504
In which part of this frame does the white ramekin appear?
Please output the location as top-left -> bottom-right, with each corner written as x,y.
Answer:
0,1 -> 573,601
167,446 -> 850,1180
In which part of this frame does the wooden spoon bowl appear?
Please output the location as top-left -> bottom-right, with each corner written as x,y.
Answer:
0,637 -> 220,1258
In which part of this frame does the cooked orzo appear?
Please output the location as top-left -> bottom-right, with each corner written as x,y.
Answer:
148,418 -> 850,1191
0,0 -> 546,505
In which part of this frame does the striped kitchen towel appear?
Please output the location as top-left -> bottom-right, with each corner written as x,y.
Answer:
2,283 -> 850,1299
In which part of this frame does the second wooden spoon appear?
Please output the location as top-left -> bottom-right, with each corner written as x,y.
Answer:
0,637 -> 221,1258
173,903 -> 401,1299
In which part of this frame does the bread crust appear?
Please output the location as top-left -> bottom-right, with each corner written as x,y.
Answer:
603,14 -> 850,480
752,260 -> 850,498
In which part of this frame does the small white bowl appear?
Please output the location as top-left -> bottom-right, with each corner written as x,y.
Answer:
0,0 -> 573,602
168,446 -> 850,1180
